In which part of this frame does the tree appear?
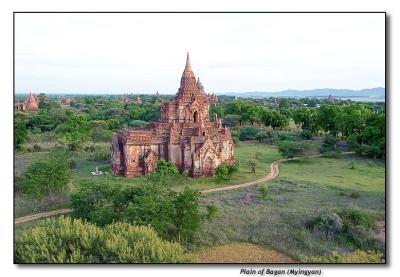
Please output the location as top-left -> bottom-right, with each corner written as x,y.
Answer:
22,152 -> 72,201
293,107 -> 318,133
71,182 -> 200,242
205,204 -> 219,221
239,127 -> 259,141
317,105 -> 340,135
248,160 -> 256,173
260,109 -> 273,127
56,114 -> 91,150
172,188 -> 201,242
222,114 -> 241,127
270,111 -> 289,130
320,135 -> 338,153
156,160 -> 179,175
128,119 -> 148,128
90,120 -> 112,142
335,104 -> 372,137
15,216 -> 194,263
14,120 -> 28,150
278,141 -> 313,159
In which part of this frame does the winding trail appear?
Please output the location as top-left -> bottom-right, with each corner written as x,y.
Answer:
15,208 -> 73,224
15,152 -> 354,225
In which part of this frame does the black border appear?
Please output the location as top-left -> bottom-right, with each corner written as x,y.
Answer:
13,11 -> 388,266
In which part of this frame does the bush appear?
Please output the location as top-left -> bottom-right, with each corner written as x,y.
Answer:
156,160 -> 178,176
278,132 -> 298,141
22,152 -> 72,200
349,160 -> 356,170
320,135 -> 337,153
308,209 -> 378,249
215,164 -> 229,179
278,140 -> 314,159
15,216 -> 194,263
350,191 -> 360,198
227,163 -> 239,174
71,182 -> 200,243
308,212 -> 343,240
32,144 -> 42,152
128,120 -> 148,128
239,127 -> 259,141
205,204 -> 219,222
248,160 -> 256,173
299,129 -> 312,140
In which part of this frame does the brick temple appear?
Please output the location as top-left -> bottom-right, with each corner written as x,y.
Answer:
14,92 -> 39,112
111,53 -> 235,177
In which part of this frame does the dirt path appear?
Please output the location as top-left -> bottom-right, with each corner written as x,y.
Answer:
199,154 -> 323,194
15,208 -> 73,224
15,152 -> 354,224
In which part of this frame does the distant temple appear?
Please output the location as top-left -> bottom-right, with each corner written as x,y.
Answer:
208,93 -> 218,106
111,53 -> 235,177
14,92 -> 39,112
328,94 -> 334,103
59,96 -> 74,105
135,95 -> 142,104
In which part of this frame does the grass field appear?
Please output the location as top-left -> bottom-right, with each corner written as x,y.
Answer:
43,141 -> 282,192
189,242 -> 297,263
195,155 -> 385,262
14,142 -> 281,216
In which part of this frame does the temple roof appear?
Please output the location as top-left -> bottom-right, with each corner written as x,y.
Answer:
179,53 -> 197,91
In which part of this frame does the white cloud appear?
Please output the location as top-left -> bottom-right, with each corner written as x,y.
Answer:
15,13 -> 385,94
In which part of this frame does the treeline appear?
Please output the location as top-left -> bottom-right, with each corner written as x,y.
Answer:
14,94 -> 385,158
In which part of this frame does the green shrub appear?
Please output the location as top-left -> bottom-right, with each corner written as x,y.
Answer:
156,160 -> 179,176
15,216 -> 194,263
320,135 -> 337,153
32,144 -> 42,152
278,140 -> 315,159
22,152 -> 72,200
227,163 -> 239,174
215,164 -> 229,179
308,209 -> 378,249
205,204 -> 219,222
350,191 -> 361,198
308,212 -> 343,240
239,127 -> 259,141
299,129 -> 312,140
71,182 -> 200,243
278,132 -> 298,141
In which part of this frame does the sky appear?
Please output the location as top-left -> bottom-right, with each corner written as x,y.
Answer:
15,13 -> 385,94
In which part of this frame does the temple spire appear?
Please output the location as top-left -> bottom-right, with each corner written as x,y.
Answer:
185,52 -> 192,71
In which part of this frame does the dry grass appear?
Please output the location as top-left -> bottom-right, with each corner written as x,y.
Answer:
190,242 -> 297,263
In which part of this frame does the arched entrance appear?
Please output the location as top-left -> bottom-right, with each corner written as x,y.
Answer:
193,111 -> 199,123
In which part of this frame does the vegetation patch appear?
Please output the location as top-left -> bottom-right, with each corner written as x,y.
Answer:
15,216 -> 194,263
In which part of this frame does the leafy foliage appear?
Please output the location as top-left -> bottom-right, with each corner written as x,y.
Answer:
56,114 -> 91,150
71,182 -> 200,243
278,141 -> 314,159
15,216 -> 194,263
22,151 -> 72,200
14,120 -> 28,150
156,160 -> 179,176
